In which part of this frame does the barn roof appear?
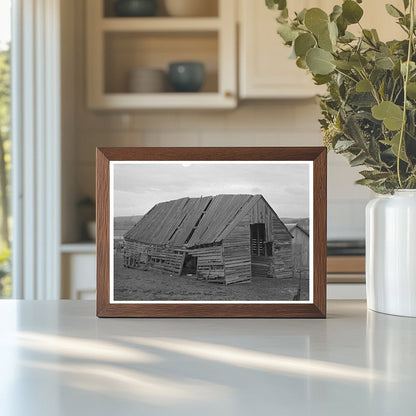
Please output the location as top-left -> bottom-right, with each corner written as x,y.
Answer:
124,194 -> 285,248
286,223 -> 309,236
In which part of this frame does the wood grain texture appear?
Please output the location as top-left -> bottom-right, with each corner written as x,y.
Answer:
96,147 -> 327,318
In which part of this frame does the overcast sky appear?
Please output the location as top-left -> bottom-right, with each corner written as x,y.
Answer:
113,162 -> 310,219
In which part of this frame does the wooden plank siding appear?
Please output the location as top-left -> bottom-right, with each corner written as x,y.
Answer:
223,217 -> 251,284
271,216 -> 293,278
290,227 -> 309,271
188,245 -> 225,282
124,240 -> 185,276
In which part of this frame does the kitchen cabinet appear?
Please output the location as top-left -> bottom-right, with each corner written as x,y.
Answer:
86,0 -> 237,109
61,245 -> 96,300
238,0 -> 325,99
238,0 -> 404,99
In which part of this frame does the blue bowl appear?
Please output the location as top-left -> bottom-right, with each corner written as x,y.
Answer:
114,0 -> 158,17
168,62 -> 205,93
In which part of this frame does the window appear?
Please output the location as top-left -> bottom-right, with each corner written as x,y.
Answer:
0,0 -> 11,298
250,223 -> 266,257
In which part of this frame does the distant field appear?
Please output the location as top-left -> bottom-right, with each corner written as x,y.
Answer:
114,215 -> 142,238
113,253 -> 309,302
282,217 -> 309,231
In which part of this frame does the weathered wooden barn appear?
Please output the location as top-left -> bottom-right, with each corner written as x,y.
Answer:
285,223 -> 309,272
123,194 -> 294,284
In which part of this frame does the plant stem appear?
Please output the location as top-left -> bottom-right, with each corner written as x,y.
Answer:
334,68 -> 358,84
397,0 -> 415,188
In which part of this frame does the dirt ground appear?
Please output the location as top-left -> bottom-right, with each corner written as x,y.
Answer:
114,253 -> 310,302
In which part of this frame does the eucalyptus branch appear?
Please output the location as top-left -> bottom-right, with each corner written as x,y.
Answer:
359,69 -> 381,104
334,68 -> 358,84
268,0 -> 416,193
397,0 -> 415,188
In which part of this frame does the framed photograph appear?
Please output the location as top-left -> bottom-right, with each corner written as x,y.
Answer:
96,147 -> 327,318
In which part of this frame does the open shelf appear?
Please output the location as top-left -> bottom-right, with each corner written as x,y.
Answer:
87,0 -> 236,109
61,242 -> 96,254
102,17 -> 221,32
104,31 -> 218,94
90,92 -> 234,109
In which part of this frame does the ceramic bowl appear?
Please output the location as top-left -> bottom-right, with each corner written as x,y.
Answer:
168,62 -> 205,92
128,68 -> 167,93
114,0 -> 158,17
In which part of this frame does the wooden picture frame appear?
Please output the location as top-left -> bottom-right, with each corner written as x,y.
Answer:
96,147 -> 327,318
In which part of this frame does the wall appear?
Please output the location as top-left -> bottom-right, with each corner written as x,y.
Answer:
62,0 -> 374,243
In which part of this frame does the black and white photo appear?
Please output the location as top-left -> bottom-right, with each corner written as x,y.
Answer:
109,161 -> 313,304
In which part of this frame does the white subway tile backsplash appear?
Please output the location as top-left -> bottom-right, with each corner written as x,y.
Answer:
75,110 -> 134,131
132,112 -> 180,130
199,129 -> 257,146
142,130 -> 200,146
178,111 -> 227,130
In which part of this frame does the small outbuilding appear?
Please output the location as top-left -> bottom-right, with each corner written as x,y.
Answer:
123,194 -> 294,284
285,223 -> 309,272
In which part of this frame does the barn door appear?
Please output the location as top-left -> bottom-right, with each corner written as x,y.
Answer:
250,223 -> 266,256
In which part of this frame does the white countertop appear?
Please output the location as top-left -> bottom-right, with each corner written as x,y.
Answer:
0,300 -> 415,415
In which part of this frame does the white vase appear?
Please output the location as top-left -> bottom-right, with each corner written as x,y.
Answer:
366,190 -> 416,317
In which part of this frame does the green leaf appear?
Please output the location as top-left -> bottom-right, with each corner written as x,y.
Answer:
294,33 -> 316,58
356,79 -> 372,92
336,15 -> 348,36
342,0 -> 364,24
350,151 -> 367,167
296,8 -> 307,23
333,60 -> 353,70
355,178 -> 376,186
372,101 -> 404,131
330,5 -> 342,22
334,139 -> 355,152
350,54 -> 368,70
266,0 -> 287,11
296,57 -> 308,69
371,29 -> 380,42
344,114 -> 368,148
304,8 -> 329,35
375,55 -> 395,70
385,4 -> 404,18
363,29 -> 376,46
407,82 -> 416,99
318,27 -> 334,52
277,23 -> 298,43
328,21 -> 338,45
339,31 -> 356,43
360,170 -> 392,181
382,132 -> 409,162
306,48 -> 335,75
401,61 -> 416,76
313,74 -> 332,85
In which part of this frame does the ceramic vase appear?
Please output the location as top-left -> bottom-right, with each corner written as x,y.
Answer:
366,190 -> 416,317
